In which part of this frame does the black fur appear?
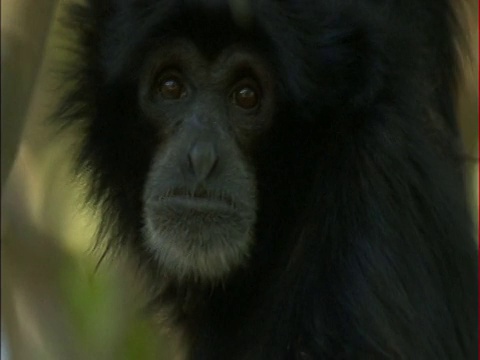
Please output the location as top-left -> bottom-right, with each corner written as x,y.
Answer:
57,0 -> 478,359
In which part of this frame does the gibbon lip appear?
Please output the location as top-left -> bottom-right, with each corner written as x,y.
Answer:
159,188 -> 237,211
162,196 -> 234,212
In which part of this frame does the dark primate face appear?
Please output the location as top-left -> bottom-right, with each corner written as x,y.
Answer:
57,0 -> 478,357
140,40 -> 276,281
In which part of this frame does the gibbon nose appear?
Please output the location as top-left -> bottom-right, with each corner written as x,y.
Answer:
188,141 -> 218,182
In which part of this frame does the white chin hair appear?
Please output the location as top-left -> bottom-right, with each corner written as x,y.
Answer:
144,222 -> 253,282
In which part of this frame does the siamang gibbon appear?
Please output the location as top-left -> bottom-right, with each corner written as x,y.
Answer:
57,0 -> 478,359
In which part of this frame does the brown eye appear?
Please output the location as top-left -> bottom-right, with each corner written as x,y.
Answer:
233,86 -> 259,109
158,77 -> 186,99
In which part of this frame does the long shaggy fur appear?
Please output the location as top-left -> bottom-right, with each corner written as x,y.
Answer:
56,0 -> 477,359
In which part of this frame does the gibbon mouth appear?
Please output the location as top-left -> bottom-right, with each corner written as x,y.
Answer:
159,188 -> 238,212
